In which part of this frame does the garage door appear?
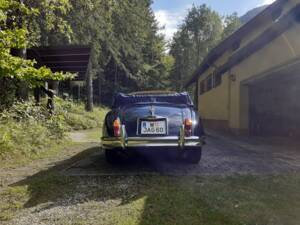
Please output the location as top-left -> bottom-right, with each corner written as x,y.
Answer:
249,74 -> 300,137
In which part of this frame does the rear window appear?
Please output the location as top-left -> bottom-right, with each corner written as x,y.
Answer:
113,92 -> 193,108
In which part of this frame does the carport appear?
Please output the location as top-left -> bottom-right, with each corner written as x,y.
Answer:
26,46 -> 92,102
27,46 -> 91,81
243,57 -> 300,137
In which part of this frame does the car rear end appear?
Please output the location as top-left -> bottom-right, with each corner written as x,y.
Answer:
101,92 -> 205,163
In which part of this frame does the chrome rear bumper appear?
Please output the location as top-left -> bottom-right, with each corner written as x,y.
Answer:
101,136 -> 205,149
101,125 -> 205,150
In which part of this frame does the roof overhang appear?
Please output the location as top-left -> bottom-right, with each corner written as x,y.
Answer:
185,0 -> 289,87
214,4 -> 300,79
27,45 -> 91,81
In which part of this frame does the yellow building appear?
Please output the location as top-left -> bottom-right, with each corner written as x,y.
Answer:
186,0 -> 300,137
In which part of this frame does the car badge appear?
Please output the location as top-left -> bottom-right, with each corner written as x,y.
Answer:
149,105 -> 155,116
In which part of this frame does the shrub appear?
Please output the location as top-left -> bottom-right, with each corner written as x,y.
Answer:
0,98 -> 107,160
54,98 -> 107,131
0,120 -> 53,159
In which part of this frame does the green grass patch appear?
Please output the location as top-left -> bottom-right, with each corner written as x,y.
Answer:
0,186 -> 28,221
1,174 -> 300,224
55,98 -> 107,131
0,98 -> 107,163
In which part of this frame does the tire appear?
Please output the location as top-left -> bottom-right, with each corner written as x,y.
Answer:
105,149 -> 123,164
181,148 -> 202,164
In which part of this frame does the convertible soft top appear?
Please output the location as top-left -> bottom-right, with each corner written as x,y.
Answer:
113,92 -> 194,108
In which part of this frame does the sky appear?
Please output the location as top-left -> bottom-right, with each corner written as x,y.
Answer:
153,0 -> 276,40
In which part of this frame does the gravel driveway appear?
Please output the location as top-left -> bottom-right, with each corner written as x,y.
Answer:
3,131 -> 300,225
64,133 -> 300,176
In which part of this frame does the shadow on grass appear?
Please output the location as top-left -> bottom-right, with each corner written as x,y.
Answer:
8,146 -> 275,225
10,146 -> 100,208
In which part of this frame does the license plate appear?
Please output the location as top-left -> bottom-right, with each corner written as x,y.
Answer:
141,120 -> 166,135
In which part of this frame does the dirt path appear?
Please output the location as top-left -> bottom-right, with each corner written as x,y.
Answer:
68,129 -> 101,143
0,129 -> 100,190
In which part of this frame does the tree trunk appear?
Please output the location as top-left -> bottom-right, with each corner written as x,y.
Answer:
86,69 -> 94,112
15,0 -> 28,101
48,81 -> 59,95
98,75 -> 102,104
114,64 -> 118,95
34,88 -> 41,105
77,85 -> 81,101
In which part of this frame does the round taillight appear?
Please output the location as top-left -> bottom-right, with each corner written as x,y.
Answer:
184,119 -> 193,128
184,119 -> 193,137
113,119 -> 121,137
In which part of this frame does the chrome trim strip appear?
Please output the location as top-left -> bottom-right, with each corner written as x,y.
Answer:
101,136 -> 204,149
179,124 -> 185,149
136,117 -> 140,136
120,124 -> 127,149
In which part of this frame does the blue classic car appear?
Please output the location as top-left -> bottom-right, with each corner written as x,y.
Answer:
101,91 -> 205,164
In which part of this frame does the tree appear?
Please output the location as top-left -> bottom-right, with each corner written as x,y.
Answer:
169,4 -> 223,91
185,5 -> 223,64
0,0 -> 73,85
222,13 -> 241,39
23,0 -> 73,46
0,0 -> 74,109
169,29 -> 193,91
65,0 -> 168,105
0,0 -> 171,110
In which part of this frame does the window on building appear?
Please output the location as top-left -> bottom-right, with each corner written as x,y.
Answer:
199,72 -> 222,95
206,75 -> 213,91
199,80 -> 206,95
214,73 -> 222,87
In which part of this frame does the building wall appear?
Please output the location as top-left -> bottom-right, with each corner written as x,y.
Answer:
198,74 -> 230,130
196,2 -> 300,133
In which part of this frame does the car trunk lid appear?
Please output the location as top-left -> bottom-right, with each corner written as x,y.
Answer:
122,104 -> 192,137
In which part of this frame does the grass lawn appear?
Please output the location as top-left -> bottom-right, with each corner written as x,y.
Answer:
1,173 -> 300,225
1,128 -> 300,225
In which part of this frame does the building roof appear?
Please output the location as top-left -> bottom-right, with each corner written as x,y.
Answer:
185,0 -> 288,87
27,45 -> 91,81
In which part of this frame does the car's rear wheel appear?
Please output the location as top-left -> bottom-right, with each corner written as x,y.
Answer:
181,147 -> 202,164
